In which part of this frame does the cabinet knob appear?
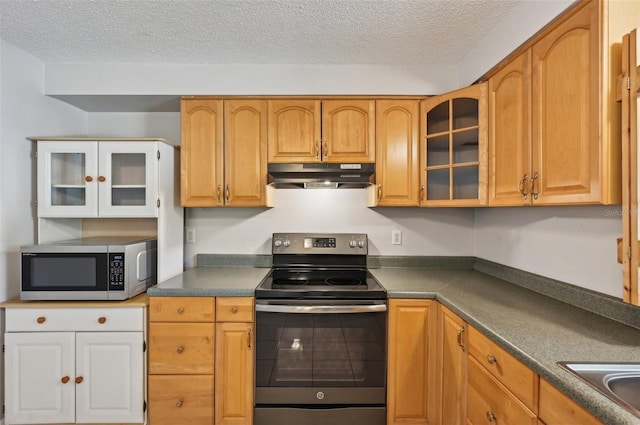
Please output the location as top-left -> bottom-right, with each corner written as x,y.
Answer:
61,376 -> 70,384
486,411 -> 497,422
37,316 -> 46,324
98,176 -> 106,182
231,306 -> 239,314
487,354 -> 497,364
177,307 -> 185,314
176,400 -> 184,408
85,176 -> 93,182
177,346 -> 184,354
97,316 -> 107,324
75,376 -> 84,384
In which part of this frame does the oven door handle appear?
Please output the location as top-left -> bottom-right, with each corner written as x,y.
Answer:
255,303 -> 387,314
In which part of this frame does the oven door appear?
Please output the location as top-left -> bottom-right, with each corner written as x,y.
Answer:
255,299 -> 387,424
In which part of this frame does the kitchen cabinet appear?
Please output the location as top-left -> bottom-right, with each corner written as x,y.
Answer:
181,98 -> 270,207
267,99 -> 375,163
419,84 -> 488,206
36,140 -> 161,217
3,301 -> 146,425
368,99 -> 420,207
436,304 -> 467,425
538,378 -> 602,425
387,299 -> 437,425
487,0 -> 640,205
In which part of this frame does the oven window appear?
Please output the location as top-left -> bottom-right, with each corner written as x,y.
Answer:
256,312 -> 386,388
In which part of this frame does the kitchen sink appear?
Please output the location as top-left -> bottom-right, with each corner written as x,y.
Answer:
558,362 -> 640,419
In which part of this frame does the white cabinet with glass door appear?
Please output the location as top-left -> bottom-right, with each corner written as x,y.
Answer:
37,140 -> 159,217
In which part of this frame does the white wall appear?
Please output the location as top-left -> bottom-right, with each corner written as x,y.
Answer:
0,40 -> 87,418
88,112 -> 180,142
184,190 -> 475,267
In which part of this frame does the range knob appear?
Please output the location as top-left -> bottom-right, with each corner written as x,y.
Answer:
358,240 -> 365,248
283,240 -> 291,247
349,240 -> 357,248
274,240 -> 282,247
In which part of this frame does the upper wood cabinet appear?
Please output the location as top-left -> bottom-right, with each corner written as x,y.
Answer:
181,98 -> 269,207
420,84 -> 488,206
488,0 -> 638,206
267,99 -> 375,163
369,99 -> 420,207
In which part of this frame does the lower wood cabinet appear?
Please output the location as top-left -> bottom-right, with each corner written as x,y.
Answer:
148,296 -> 254,425
437,305 -> 467,425
538,378 -> 602,425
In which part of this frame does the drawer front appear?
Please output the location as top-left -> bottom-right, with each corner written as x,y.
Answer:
149,323 -> 215,374
538,378 -> 602,425
216,297 -> 254,322
467,356 -> 536,425
5,307 -> 143,332
150,297 -> 215,322
468,326 -> 537,411
149,375 -> 214,425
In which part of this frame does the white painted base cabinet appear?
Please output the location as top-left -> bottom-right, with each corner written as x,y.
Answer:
3,303 -> 146,425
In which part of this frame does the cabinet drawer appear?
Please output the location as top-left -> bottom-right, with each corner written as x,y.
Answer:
467,356 -> 536,425
149,375 -> 214,425
538,378 -> 602,425
149,323 -> 215,374
216,297 -> 254,322
5,307 -> 143,332
150,297 -> 215,322
468,326 -> 538,411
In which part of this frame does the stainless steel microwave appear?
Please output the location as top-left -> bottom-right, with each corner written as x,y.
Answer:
21,236 -> 157,301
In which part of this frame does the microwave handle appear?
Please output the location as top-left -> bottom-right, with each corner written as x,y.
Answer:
255,303 -> 387,314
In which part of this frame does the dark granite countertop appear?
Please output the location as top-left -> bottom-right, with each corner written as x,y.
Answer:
148,257 -> 640,425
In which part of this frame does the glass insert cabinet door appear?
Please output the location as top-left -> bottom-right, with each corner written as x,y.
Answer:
420,83 -> 488,206
36,141 -> 158,218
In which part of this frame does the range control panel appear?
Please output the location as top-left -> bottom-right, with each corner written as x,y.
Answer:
272,233 -> 367,255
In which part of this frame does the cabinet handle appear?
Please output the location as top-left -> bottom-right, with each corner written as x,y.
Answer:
487,354 -> 497,364
97,316 -> 106,324
377,184 -> 382,201
177,307 -> 185,314
85,176 -> 93,182
518,174 -> 529,200
231,306 -> 239,314
216,184 -> 222,204
225,184 -> 230,203
177,346 -> 184,354
315,140 -> 321,160
419,185 -> 425,204
176,400 -> 184,408
61,376 -> 70,384
75,376 -> 83,384
323,140 -> 328,161
247,328 -> 252,350
486,411 -> 497,422
36,316 -> 46,324
530,172 -> 539,200
98,176 -> 106,182
456,327 -> 465,352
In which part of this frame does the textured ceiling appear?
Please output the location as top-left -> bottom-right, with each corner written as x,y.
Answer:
0,0 -> 520,66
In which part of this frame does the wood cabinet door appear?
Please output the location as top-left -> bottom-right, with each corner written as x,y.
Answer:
75,332 -> 144,423
439,305 -> 467,425
531,1 -> 600,204
215,322 -> 254,425
149,323 -> 215,375
387,299 -> 437,425
181,98 -> 224,206
538,378 -> 602,425
224,99 -> 268,206
488,50 -> 532,206
322,99 -> 375,162
5,332 -> 76,424
149,375 -> 215,425
267,99 -> 321,163
374,99 -> 420,206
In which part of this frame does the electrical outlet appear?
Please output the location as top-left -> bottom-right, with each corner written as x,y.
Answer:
392,230 -> 402,245
185,228 -> 196,244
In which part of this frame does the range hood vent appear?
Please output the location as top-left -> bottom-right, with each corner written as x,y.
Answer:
268,163 -> 375,189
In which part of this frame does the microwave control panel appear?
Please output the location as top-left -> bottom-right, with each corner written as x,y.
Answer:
108,253 -> 125,291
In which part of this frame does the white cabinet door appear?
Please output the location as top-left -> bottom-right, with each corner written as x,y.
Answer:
5,332 -> 76,424
97,142 -> 158,217
37,141 -> 99,217
75,332 -> 144,423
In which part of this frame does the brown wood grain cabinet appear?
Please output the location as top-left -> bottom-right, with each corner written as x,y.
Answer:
420,84 -> 488,207
538,378 -> 603,425
267,99 -> 375,163
387,299 -> 438,425
369,99 -> 420,207
181,98 -> 269,207
437,305 -> 467,425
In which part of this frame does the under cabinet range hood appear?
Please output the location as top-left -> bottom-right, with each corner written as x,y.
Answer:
268,163 -> 375,189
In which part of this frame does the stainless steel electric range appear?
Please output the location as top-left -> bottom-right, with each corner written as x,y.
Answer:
254,233 -> 387,425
